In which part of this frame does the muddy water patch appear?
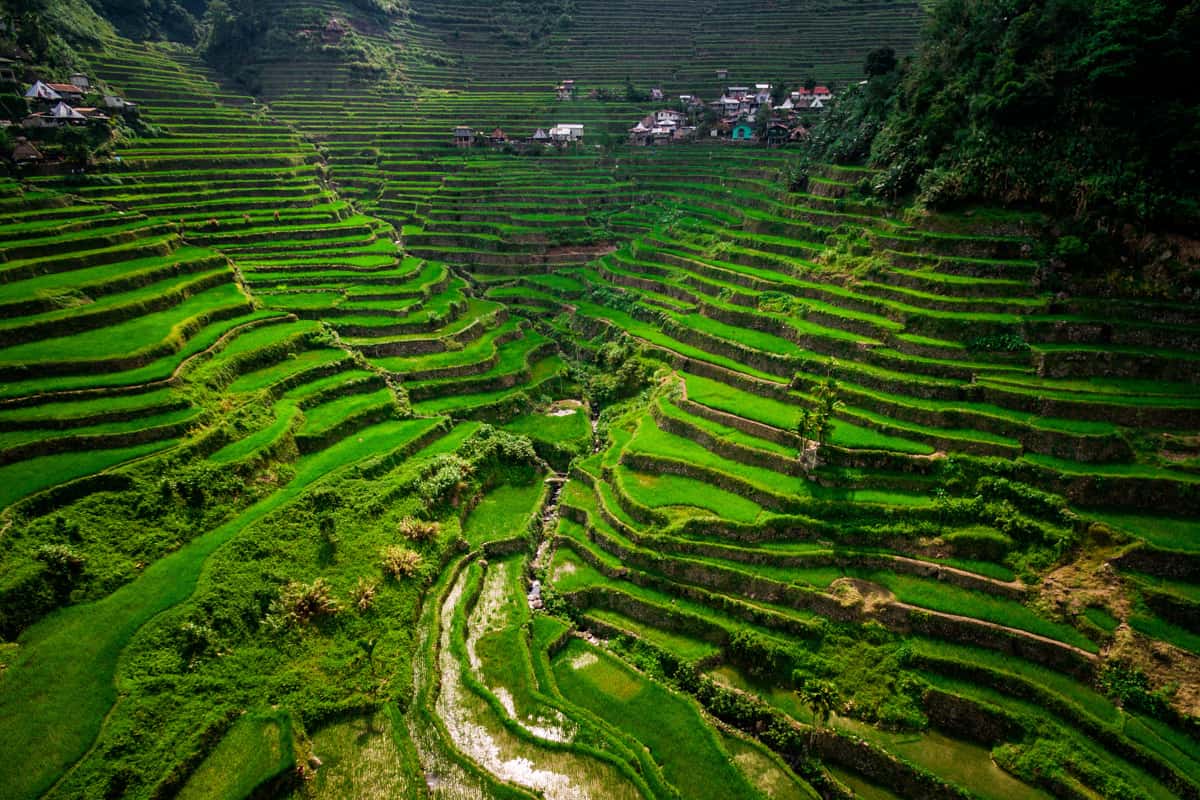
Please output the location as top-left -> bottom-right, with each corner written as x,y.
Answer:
436,564 -> 639,800
409,567 -> 492,800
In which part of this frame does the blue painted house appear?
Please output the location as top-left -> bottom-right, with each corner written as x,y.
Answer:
731,122 -> 754,141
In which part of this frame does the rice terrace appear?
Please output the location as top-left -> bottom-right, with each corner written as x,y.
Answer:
0,0 -> 1198,797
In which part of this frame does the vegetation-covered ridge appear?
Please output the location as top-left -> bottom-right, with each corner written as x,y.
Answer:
804,0 -> 1200,291
0,1 -> 1198,799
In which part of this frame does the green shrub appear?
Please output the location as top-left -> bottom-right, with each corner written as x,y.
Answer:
267,578 -> 340,628
380,545 -> 422,580
943,526 -> 1014,561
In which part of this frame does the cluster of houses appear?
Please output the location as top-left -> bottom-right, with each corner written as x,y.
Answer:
4,71 -> 137,166
628,107 -> 696,146
19,75 -> 136,129
453,123 -> 585,148
632,82 -> 834,146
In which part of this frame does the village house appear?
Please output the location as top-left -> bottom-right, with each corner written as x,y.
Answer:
69,73 -> 89,91
10,137 -> 43,165
489,128 -> 507,144
104,95 -> 137,113
45,82 -> 84,103
453,125 -> 474,147
731,121 -> 754,142
630,111 -> 695,147
716,68 -> 729,80
549,123 -> 585,143
655,109 -> 684,126
650,87 -> 664,102
23,101 -> 88,128
0,58 -> 17,84
25,80 -> 62,103
765,122 -> 790,147
531,128 -> 551,144
672,126 -> 696,143
711,95 -> 742,118
628,115 -> 654,146
556,79 -> 575,100
74,107 -> 111,123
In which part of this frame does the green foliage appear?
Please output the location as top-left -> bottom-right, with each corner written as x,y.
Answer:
198,0 -> 269,90
88,0 -> 200,42
34,541 -> 86,578
583,335 -> 660,408
943,526 -> 1014,561
995,737 -> 1146,800
967,333 -> 1029,353
728,628 -> 795,681
415,453 -> 473,506
624,78 -> 650,103
1098,661 -> 1170,717
864,46 -> 897,77
795,376 -> 842,459
727,626 -> 925,731
199,0 -> 403,91
398,515 -> 440,542
491,0 -> 576,46
869,0 -> 1200,234
802,71 -> 901,166
457,423 -> 539,471
3,0 -> 112,69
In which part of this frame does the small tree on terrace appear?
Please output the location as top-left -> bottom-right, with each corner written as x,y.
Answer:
796,376 -> 842,468
796,677 -> 839,751
813,377 -> 842,449
796,407 -> 816,453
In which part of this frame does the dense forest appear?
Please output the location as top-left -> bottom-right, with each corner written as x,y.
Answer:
807,0 -> 1199,287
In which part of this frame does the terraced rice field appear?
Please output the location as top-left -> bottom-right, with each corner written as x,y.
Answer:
2,1 -> 1199,798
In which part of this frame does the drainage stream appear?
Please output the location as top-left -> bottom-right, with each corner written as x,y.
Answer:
434,560 -> 640,800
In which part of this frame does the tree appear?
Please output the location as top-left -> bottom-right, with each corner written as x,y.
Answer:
796,677 -> 839,751
770,79 -> 787,106
624,79 -> 649,103
59,126 -> 92,168
803,76 -> 817,92
813,377 -> 841,448
795,407 -> 815,452
754,105 -> 772,140
864,46 -> 897,77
